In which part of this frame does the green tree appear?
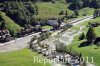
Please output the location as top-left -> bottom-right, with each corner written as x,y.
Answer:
90,0 -> 100,8
34,4 -> 39,15
0,21 -> 6,30
69,0 -> 82,10
65,10 -> 68,17
74,10 -> 79,17
93,9 -> 100,18
83,0 -> 92,7
96,42 -> 100,48
59,10 -> 64,15
56,42 -> 66,52
27,3 -> 36,14
86,26 -> 97,42
79,33 -> 85,40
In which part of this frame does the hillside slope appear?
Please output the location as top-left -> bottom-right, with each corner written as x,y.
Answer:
0,11 -> 21,34
35,2 -> 72,19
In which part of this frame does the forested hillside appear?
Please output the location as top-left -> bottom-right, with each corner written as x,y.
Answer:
0,11 -> 21,34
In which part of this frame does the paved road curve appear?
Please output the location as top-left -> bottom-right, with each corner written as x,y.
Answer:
0,33 -> 40,52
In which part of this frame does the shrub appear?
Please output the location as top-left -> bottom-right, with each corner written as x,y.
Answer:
79,33 -> 85,40
56,43 -> 66,52
59,10 -> 64,15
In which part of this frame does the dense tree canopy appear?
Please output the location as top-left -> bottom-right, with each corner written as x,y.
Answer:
68,0 -> 100,10
93,9 -> 100,18
83,0 -> 92,7
0,2 -> 38,27
90,0 -> 100,8
68,0 -> 82,10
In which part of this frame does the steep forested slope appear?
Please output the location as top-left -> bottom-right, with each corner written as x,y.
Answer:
0,11 -> 21,34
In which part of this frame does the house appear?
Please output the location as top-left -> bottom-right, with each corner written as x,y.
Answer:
47,20 -> 59,30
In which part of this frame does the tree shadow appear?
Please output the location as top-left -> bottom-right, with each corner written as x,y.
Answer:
94,47 -> 98,49
78,41 -> 91,48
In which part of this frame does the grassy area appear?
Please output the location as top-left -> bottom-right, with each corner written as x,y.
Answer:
81,17 -> 100,36
0,11 -> 21,34
34,2 -> 94,19
82,17 -> 100,25
42,25 -> 53,29
70,26 -> 80,30
70,17 -> 100,31
35,2 -> 72,19
70,40 -> 99,66
78,7 -> 94,18
69,17 -> 100,66
70,34 -> 100,66
0,48 -> 51,66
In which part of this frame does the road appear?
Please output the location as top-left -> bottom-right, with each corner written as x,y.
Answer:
0,16 -> 93,53
0,33 -> 40,52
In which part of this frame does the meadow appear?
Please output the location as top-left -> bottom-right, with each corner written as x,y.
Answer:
0,48 -> 51,66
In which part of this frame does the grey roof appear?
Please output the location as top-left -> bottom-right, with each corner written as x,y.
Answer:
47,20 -> 59,26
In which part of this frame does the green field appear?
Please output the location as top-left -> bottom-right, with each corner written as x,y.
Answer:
81,17 -> 100,36
42,25 -> 53,29
34,2 -> 94,19
82,17 -> 100,25
0,48 -> 51,66
78,7 -> 94,18
35,2 -> 71,19
69,17 -> 100,66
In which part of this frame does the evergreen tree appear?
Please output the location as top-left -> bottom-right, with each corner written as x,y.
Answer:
59,10 -> 64,15
90,0 -> 100,8
0,21 -> 6,30
65,10 -> 68,17
74,10 -> 79,17
96,42 -> 100,48
93,9 -> 100,18
83,0 -> 92,7
58,18 -> 61,27
79,33 -> 85,40
68,0 -> 82,10
86,26 -> 97,42
66,0 -> 73,2
27,3 -> 36,14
